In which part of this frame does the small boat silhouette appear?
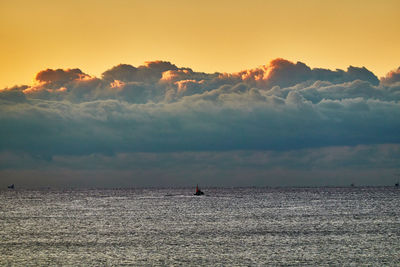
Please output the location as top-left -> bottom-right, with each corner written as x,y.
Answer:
194,184 -> 204,195
7,184 -> 15,189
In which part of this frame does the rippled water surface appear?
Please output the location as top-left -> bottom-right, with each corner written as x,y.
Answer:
1,187 -> 399,266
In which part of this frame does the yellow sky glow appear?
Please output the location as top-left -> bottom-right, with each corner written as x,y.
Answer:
1,0 -> 400,88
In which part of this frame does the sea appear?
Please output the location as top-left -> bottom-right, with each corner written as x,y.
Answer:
1,187 -> 399,266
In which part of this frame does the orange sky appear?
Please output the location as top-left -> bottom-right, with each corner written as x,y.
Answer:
1,0 -> 400,88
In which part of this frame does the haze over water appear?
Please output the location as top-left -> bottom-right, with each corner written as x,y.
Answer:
1,187 -> 399,265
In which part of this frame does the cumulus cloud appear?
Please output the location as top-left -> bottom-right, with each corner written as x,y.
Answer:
0,85 -> 27,103
229,58 -> 380,88
102,61 -> 179,83
0,58 -> 399,186
0,59 -> 400,186
2,58 -> 386,105
36,68 -> 88,83
381,67 -> 400,86
1,88 -> 399,156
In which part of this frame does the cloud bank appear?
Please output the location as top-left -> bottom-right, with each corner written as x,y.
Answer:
1,59 -> 399,186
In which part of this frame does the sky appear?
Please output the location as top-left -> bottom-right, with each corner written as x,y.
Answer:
1,0 -> 400,88
1,0 -> 400,187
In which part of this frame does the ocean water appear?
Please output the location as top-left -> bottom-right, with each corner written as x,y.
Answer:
0,187 -> 399,266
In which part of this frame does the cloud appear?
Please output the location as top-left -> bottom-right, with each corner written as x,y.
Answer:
102,61 -> 179,83
0,58 -> 399,185
261,58 -> 313,88
3,59 -> 387,106
295,80 -> 395,103
381,67 -> 400,86
1,144 -> 399,187
0,86 -> 28,103
3,144 -> 398,171
101,64 -> 138,82
0,88 -> 399,157
35,68 -> 90,87
231,58 -> 380,89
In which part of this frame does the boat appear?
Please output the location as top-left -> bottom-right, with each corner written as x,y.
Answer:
194,184 -> 204,195
7,184 -> 14,189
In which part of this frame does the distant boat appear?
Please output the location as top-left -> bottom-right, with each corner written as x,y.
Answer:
350,183 -> 355,187
395,174 -> 399,187
7,184 -> 14,189
194,184 -> 204,196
